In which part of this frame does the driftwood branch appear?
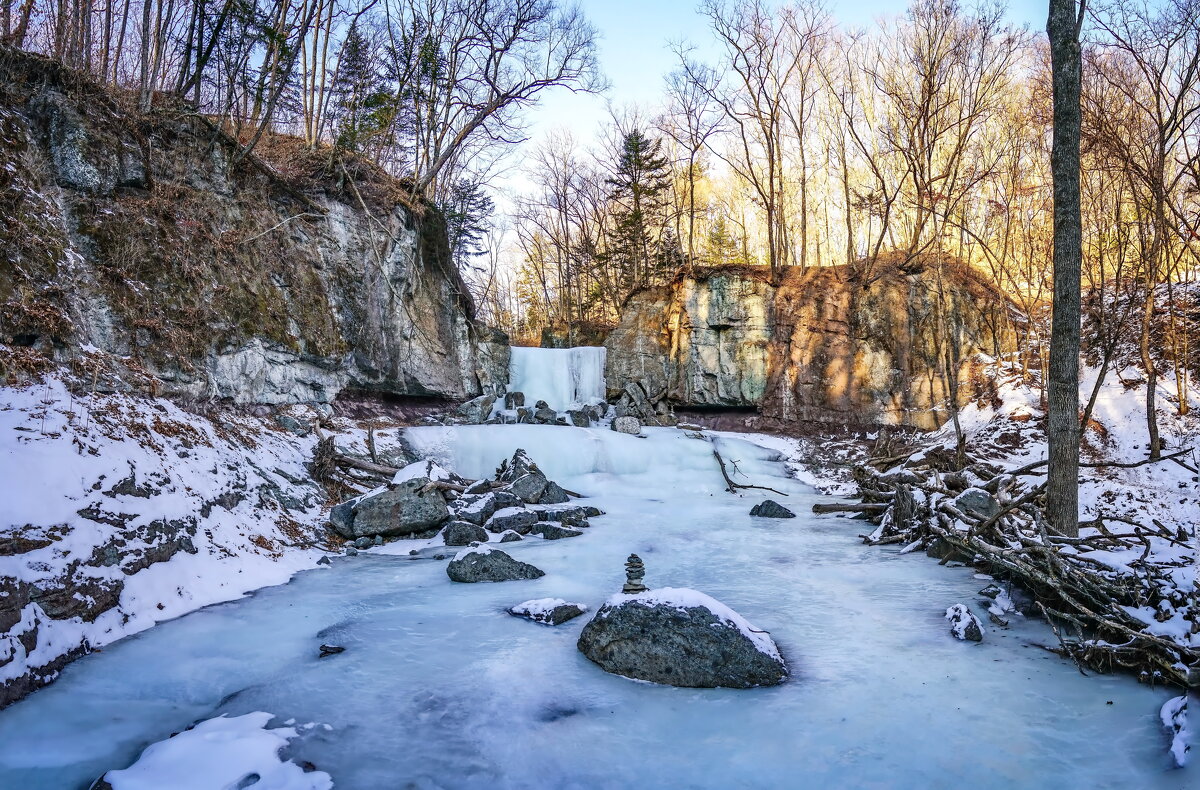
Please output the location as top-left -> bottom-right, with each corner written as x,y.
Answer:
712,449 -> 789,497
812,502 -> 888,514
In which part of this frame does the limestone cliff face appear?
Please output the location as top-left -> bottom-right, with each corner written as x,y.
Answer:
606,263 -> 1015,430
0,49 -> 505,403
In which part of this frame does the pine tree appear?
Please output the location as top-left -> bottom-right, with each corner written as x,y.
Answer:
442,180 -> 495,270
332,22 -> 385,152
604,130 -> 673,291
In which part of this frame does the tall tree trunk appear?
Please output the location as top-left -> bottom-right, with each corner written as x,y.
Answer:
1046,0 -> 1084,538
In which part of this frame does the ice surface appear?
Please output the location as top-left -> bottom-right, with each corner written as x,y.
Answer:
0,424 -> 1185,789
508,346 -> 606,410
104,712 -> 332,790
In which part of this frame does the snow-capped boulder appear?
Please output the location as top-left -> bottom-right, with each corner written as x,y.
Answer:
391,459 -> 458,486
446,546 -> 544,583
498,530 -> 524,543
452,492 -> 497,525
576,588 -> 787,688
946,604 -> 984,642
507,472 -> 547,503
485,507 -> 538,534
442,520 -> 489,547
750,500 -> 795,518
509,598 -> 588,625
338,478 -> 449,538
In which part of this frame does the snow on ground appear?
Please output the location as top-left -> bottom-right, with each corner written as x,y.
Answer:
0,378 -> 333,702
1160,695 -> 1190,768
103,712 -> 333,790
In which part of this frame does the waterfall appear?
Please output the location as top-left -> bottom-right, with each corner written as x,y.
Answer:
507,347 -> 606,411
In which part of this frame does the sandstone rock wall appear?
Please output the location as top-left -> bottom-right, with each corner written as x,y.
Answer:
606,263 -> 1015,430
0,48 -> 506,403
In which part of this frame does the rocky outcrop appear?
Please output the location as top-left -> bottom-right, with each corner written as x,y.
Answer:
0,48 -> 506,403
606,262 -> 1015,430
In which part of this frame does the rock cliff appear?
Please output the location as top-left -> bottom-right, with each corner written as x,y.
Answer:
0,48 -> 506,403
606,261 -> 1015,430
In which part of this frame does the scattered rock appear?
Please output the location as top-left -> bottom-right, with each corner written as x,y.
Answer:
577,587 -> 787,688
354,536 -> 373,549
345,546 -> 358,556
318,644 -> 345,658
504,391 -> 525,409
485,507 -> 539,534
453,492 -> 497,525
946,604 -> 984,642
509,598 -> 588,625
978,583 -> 1003,599
566,409 -> 591,427
446,546 -> 545,583
534,400 -> 550,410
498,530 -> 524,543
442,520 -> 489,546
750,500 -> 795,518
516,407 -> 534,424
274,414 -> 311,436
456,393 -> 497,424
611,416 -> 641,435
534,407 -> 558,424
507,472 -> 548,504
538,481 -> 571,505
338,478 -> 450,538
316,556 -> 331,566
925,538 -> 974,563
955,488 -> 1000,520
530,522 -> 583,540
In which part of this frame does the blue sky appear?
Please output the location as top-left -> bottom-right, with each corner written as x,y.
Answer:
519,0 -> 1047,157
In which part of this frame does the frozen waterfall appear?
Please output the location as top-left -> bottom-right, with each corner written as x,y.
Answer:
507,346 -> 606,411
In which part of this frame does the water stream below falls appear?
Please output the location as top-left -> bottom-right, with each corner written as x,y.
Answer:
0,352 -> 1187,789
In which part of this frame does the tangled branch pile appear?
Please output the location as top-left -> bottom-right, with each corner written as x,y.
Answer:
832,447 -> 1197,688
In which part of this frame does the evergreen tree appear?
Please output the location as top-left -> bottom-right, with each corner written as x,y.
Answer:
442,180 -> 495,270
332,22 -> 386,152
604,130 -> 673,290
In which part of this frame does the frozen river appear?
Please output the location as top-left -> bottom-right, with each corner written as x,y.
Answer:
0,424 -> 1185,789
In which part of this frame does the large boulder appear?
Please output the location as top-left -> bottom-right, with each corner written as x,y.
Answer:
577,588 -> 787,688
453,492 -> 497,525
529,522 -> 583,540
509,598 -> 588,625
612,416 -> 641,435
446,546 -> 544,583
507,472 -> 547,504
954,488 -> 1000,520
330,478 -> 449,538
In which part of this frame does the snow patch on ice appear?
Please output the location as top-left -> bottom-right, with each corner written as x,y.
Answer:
103,712 -> 332,790
1160,695 -> 1189,767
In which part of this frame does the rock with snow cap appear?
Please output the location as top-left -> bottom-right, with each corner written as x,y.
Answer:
509,598 -> 588,625
498,530 -> 524,543
446,546 -> 545,583
945,604 -> 984,642
342,478 -> 449,538
456,393 -> 497,424
577,587 -> 787,688
485,507 -> 539,534
506,472 -> 548,504
529,522 -> 583,540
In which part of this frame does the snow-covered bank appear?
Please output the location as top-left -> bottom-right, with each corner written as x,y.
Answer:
0,379 -> 332,706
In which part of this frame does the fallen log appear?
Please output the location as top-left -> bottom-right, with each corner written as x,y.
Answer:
812,502 -> 888,514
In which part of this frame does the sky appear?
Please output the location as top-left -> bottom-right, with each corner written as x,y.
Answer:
500,0 -> 1047,201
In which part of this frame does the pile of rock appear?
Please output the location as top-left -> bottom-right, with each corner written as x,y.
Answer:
326,449 -> 602,550
612,381 -> 677,428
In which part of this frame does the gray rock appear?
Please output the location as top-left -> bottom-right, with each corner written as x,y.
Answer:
577,593 -> 787,688
328,500 -> 356,536
442,520 -> 489,546
274,414 -> 312,436
978,583 -> 1003,599
955,488 -> 1000,520
925,538 -> 974,563
446,547 -> 545,583
452,492 -> 497,525
582,506 -> 604,518
538,481 -> 570,505
354,536 -> 373,549
492,491 -> 524,510
463,479 -> 491,495
508,599 -> 588,625
566,409 -> 591,427
533,407 -> 558,424
345,478 -> 450,538
946,604 -> 984,642
345,546 -> 358,556
612,416 -> 642,435
504,391 -> 525,409
750,500 -> 795,518
498,530 -> 524,543
485,508 -> 538,534
316,555 -> 332,566
516,407 -> 534,424
530,522 -> 583,540
507,472 -> 548,504
534,400 -> 550,410
497,449 -> 539,482
534,505 -> 588,523
457,393 -> 497,424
